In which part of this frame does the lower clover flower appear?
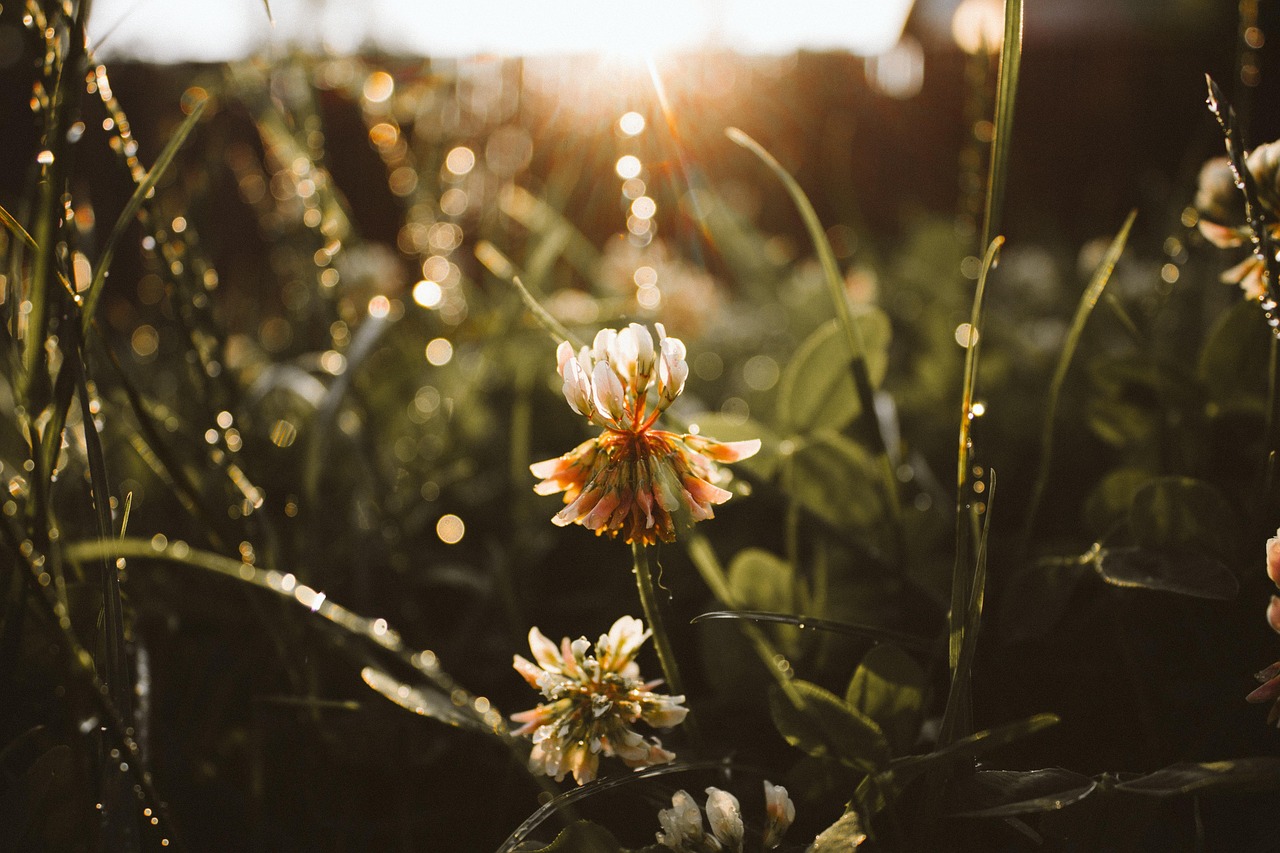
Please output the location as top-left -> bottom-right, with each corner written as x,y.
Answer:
1247,529 -> 1280,725
1195,139 -> 1280,301
531,324 -> 760,545
655,782 -> 795,852
511,615 -> 687,785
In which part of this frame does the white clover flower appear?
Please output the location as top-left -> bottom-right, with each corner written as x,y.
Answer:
531,323 -> 759,544
511,616 -> 687,785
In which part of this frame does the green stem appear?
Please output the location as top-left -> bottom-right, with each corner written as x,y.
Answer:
1267,334 -> 1280,525
631,541 -> 685,698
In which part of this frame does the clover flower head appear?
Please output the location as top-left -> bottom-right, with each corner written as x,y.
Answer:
531,324 -> 760,545
511,615 -> 688,785
1195,139 -> 1280,301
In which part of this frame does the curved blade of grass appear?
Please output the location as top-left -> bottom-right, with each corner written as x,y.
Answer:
0,518 -> 174,848
66,324 -> 132,733
80,98 -> 206,337
62,537 -> 508,740
691,610 -> 932,652
942,470 -> 994,746
684,532 -> 806,709
495,759 -> 743,853
726,127 -> 902,531
359,667 -> 485,731
980,0 -> 1024,250
0,202 -> 38,251
950,237 -> 1002,675
1022,211 -> 1135,546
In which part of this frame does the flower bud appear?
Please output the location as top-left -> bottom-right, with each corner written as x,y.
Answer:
1267,530 -> 1280,588
704,788 -> 743,852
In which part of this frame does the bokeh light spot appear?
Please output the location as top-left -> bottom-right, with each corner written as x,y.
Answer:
615,155 -> 642,179
413,280 -> 443,308
436,514 -> 465,544
619,111 -> 646,136
425,338 -> 454,366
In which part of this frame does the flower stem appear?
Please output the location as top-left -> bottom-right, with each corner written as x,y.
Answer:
630,542 -> 697,739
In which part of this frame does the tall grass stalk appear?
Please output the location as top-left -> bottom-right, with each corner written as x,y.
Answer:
980,0 -> 1024,250
1022,210 -> 1135,548
726,127 -> 904,544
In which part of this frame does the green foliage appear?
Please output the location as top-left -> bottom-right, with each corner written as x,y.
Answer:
768,680 -> 891,775
775,313 -> 891,434
844,644 -> 926,756
1128,476 -> 1236,556
787,431 -> 885,532
948,768 -> 1098,818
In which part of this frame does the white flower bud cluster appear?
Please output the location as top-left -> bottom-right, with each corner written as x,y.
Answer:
556,323 -> 687,432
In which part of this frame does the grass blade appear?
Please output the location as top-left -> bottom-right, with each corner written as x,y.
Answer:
950,237 -> 1002,674
691,609 -> 932,652
62,536 -> 508,740
980,0 -> 1024,249
0,202 -> 38,251
1022,210 -> 1135,545
67,325 -> 132,734
726,127 -> 903,535
80,98 -> 206,336
942,470 -> 995,745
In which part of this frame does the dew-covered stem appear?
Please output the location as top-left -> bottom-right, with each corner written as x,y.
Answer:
631,541 -> 686,701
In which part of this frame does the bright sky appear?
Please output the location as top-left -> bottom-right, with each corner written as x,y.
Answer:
88,0 -> 916,62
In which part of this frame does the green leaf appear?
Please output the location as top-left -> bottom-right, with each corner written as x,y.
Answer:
726,549 -> 798,653
776,314 -> 891,434
1082,467 -> 1152,537
1198,300 -> 1271,404
1113,758 -> 1280,796
949,768 -> 1097,818
525,820 -> 625,853
787,430 -> 884,531
845,644 -> 925,756
728,548 -> 793,612
1128,476 -> 1236,557
1085,398 -> 1159,447
1093,547 -> 1238,600
810,809 -> 868,851
768,680 -> 891,774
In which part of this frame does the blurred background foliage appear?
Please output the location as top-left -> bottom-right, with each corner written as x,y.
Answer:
1,0 -> 1280,850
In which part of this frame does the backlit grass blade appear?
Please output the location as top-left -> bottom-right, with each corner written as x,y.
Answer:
981,0 -> 1024,250
942,470 -> 994,746
726,127 -> 902,529
950,237 -> 1002,673
1023,210 -> 1135,545
80,98 -> 206,336
0,202 -> 37,251
68,324 -> 133,734
63,536 -> 508,739
690,609 -> 932,652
